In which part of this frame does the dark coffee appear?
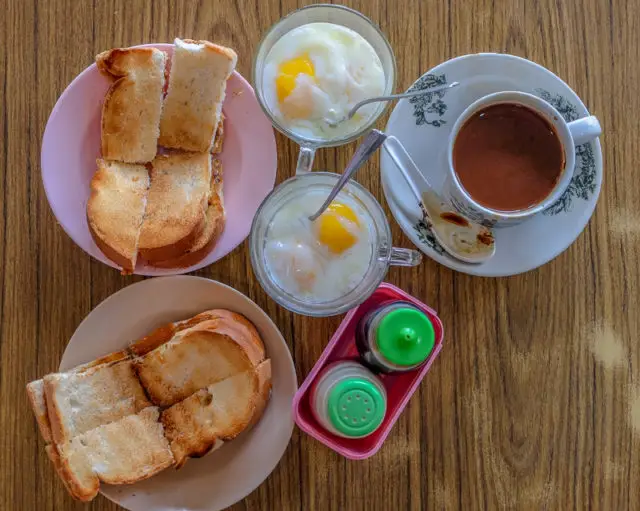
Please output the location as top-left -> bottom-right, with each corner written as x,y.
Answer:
452,103 -> 565,212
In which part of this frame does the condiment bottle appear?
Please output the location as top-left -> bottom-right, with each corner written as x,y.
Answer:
356,301 -> 435,373
309,361 -> 386,439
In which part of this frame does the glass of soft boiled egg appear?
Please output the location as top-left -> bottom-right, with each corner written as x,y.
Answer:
253,4 -> 396,173
249,172 -> 422,317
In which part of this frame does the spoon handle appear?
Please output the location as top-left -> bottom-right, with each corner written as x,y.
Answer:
382,135 -> 435,210
308,129 -> 388,222
347,81 -> 459,121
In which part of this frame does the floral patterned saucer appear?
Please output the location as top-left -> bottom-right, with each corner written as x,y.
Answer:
380,53 -> 602,277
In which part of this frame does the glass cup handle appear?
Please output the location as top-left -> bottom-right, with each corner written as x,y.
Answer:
389,247 -> 423,267
296,145 -> 316,174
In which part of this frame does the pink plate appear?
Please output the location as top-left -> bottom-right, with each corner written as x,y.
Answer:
41,43 -> 277,276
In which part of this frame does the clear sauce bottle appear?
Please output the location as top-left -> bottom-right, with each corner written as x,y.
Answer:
356,301 -> 435,373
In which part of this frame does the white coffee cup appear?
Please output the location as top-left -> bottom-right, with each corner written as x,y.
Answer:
444,91 -> 602,227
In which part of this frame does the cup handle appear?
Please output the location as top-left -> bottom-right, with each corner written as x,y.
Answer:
388,247 -> 422,267
296,146 -> 316,174
568,115 -> 601,146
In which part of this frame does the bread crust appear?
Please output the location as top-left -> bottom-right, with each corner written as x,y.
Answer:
97,47 -> 166,163
45,444 -> 99,502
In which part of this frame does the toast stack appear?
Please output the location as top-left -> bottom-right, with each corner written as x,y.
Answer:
27,309 -> 272,502
87,39 -> 237,273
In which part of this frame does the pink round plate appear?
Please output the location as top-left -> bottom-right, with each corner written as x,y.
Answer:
41,43 -> 277,276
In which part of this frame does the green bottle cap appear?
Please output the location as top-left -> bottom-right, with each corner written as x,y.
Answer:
375,307 -> 435,366
327,378 -> 385,437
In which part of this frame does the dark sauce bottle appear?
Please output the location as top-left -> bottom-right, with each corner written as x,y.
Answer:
356,301 -> 435,373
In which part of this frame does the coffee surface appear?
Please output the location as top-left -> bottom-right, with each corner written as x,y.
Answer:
453,103 -> 565,211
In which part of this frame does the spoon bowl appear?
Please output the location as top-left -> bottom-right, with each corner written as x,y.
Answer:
382,135 -> 496,263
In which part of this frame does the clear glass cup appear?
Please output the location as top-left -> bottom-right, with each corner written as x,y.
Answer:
249,172 -> 422,317
252,4 -> 397,174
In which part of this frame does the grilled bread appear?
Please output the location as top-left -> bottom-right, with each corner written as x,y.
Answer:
87,160 -> 150,273
159,38 -> 237,152
43,358 -> 151,444
27,309 -> 270,501
153,158 -> 225,268
161,370 -> 258,467
48,407 -> 174,501
137,152 -> 212,262
134,325 -> 257,407
97,47 -> 167,163
161,359 -> 271,468
27,350 -> 131,444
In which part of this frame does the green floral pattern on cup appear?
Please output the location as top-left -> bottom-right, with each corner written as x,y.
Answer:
535,89 -> 597,215
408,74 -> 449,127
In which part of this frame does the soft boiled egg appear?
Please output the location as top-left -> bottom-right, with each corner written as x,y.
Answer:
263,192 -> 372,302
262,23 -> 386,141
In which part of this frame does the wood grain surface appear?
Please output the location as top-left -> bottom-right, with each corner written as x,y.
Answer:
1,0 -> 638,509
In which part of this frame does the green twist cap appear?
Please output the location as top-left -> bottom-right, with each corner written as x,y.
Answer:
375,307 -> 435,366
327,378 -> 385,437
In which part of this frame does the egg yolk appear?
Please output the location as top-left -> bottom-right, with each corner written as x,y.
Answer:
276,55 -> 315,103
317,202 -> 361,254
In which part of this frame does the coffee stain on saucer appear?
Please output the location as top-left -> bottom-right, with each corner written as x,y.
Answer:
440,212 -> 470,227
477,230 -> 495,247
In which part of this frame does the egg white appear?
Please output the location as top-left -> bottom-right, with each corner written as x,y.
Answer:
263,22 -> 386,141
263,191 -> 373,302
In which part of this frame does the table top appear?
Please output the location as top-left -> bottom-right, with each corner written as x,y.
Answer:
1,0 -> 638,509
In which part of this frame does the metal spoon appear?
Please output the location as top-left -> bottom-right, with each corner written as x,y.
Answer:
381,134 -> 495,263
324,82 -> 460,128
308,129 -> 388,222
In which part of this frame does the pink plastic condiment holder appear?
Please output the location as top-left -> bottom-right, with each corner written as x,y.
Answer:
292,282 -> 444,460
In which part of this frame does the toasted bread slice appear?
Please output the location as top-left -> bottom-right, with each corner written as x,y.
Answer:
87,160 -> 150,274
129,309 -> 265,363
97,47 -> 166,163
137,152 -> 211,262
52,407 -> 174,501
133,324 -> 256,407
158,38 -> 237,152
153,158 -> 225,268
161,369 -> 259,468
27,350 -> 131,444
44,359 -> 151,445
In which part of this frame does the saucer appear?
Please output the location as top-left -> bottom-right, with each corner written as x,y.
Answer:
380,53 -> 603,277
41,43 -> 277,276
59,276 -> 297,511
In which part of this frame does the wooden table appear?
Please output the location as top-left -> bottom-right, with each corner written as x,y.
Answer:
1,0 -> 638,509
